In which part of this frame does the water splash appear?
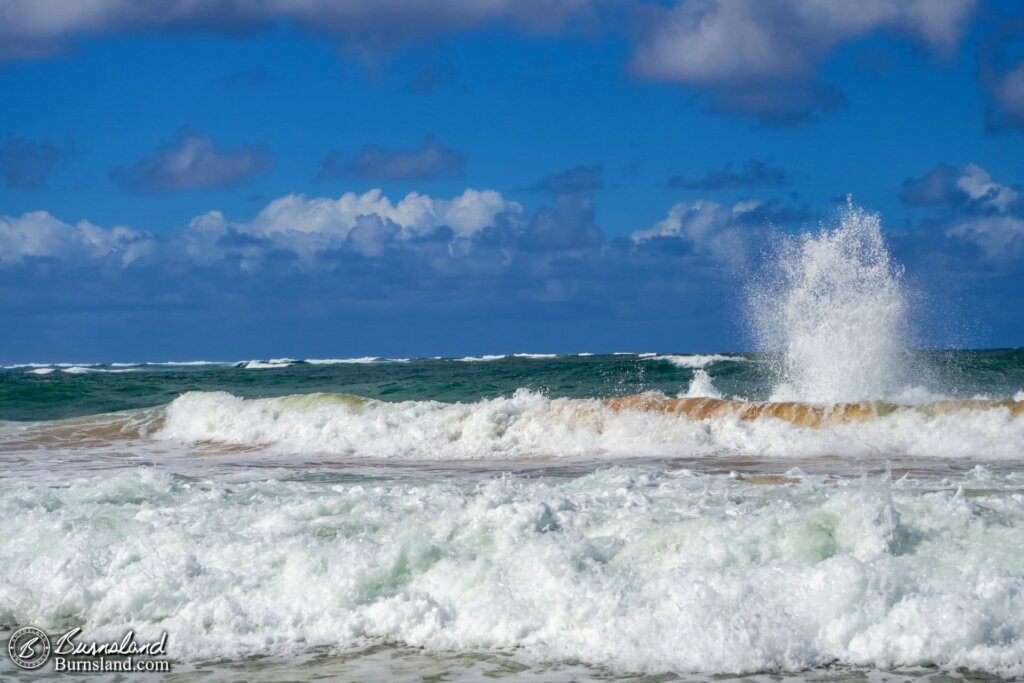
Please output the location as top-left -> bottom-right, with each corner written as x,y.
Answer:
682,369 -> 723,398
751,200 -> 909,403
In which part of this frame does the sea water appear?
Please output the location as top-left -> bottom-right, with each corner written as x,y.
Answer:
1,206 -> 1024,681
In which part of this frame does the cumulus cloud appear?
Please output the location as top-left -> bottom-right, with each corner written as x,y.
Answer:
245,188 -> 517,239
632,1 -> 972,84
632,199 -> 769,269
529,165 -> 604,195
0,186 -> 769,358
947,167 -> 1024,262
6,183 -> 1022,356
956,163 -> 1019,212
901,162 -> 1019,213
319,137 -> 465,181
947,215 -> 1024,261
902,162 -> 1024,263
0,186 -> 775,277
110,131 -> 272,193
0,210 -> 154,265
0,186 -> 797,276
183,188 -> 524,268
668,159 -> 788,191
0,135 -> 75,190
630,0 -> 976,122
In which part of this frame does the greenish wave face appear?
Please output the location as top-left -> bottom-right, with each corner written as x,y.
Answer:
3,349 -> 1023,422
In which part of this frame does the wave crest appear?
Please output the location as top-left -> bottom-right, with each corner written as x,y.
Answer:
151,390 -> 1024,461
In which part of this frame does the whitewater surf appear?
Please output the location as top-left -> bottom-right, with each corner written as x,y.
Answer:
2,204 -> 1024,679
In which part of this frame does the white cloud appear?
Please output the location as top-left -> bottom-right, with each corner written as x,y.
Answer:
184,188 -> 524,266
0,210 -> 154,265
956,163 -> 1019,212
629,0 -> 975,121
929,164 -> 1024,262
248,188 -> 520,239
632,199 -> 762,267
947,215 -> 1024,261
901,162 -> 1020,215
631,0 -> 975,84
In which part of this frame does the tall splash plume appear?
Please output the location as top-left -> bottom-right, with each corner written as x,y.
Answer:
751,200 -> 909,403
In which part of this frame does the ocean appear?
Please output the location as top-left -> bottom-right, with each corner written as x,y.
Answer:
2,209 -> 1024,681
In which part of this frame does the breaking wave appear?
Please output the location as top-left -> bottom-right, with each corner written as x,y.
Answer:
145,389 -> 1024,460
652,354 -> 740,369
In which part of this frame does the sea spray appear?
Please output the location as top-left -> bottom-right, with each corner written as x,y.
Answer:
751,200 -> 909,403
682,369 -> 723,398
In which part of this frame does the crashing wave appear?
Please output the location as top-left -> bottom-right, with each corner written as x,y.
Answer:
142,390 -> 1024,460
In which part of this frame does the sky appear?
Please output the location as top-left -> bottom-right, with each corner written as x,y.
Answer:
1,0 -> 1023,361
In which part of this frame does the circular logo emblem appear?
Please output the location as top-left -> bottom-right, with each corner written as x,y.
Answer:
8,626 -> 51,670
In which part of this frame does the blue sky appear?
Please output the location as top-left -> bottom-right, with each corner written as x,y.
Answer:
1,0 -> 1023,361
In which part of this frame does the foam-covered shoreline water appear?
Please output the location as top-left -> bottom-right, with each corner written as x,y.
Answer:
2,466 -> 1023,676
3,206 -> 1024,680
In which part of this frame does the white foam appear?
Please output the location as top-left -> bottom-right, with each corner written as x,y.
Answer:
513,353 -> 559,359
148,361 -> 231,366
455,355 -> 507,362
243,360 -> 293,369
753,201 -> 909,403
889,385 -> 951,405
60,366 -> 138,374
156,390 -> 1024,460
653,354 -> 737,369
306,357 -> 379,364
28,367 -> 55,375
681,369 -> 723,398
2,467 -> 1022,675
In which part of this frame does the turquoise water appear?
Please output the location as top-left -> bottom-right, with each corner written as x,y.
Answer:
3,348 -> 1024,422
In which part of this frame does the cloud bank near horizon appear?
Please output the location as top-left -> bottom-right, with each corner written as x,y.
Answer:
2,161 -> 1021,358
